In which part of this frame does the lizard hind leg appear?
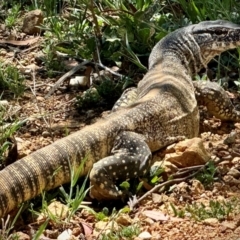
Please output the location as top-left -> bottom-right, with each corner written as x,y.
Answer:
89,131 -> 152,201
194,81 -> 240,121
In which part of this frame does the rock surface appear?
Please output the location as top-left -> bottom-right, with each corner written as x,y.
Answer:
22,9 -> 43,34
164,138 -> 210,167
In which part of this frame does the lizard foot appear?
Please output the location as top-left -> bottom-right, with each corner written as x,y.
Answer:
112,87 -> 138,111
194,81 -> 240,121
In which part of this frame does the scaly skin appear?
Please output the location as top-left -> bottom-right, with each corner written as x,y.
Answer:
1,20 -> 240,218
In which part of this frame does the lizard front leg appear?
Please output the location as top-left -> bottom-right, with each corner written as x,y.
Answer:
89,131 -> 152,200
112,87 -> 138,111
194,81 -> 240,121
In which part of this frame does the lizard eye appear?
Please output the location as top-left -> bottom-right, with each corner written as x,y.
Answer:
214,30 -> 223,35
211,28 -> 229,35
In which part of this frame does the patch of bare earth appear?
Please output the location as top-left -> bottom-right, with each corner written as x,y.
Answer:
2,19 -> 240,240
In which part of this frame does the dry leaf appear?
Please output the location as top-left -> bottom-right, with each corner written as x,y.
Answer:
80,222 -> 93,236
0,37 -> 40,46
143,210 -> 170,221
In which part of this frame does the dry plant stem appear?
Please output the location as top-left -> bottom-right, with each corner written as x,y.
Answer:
89,0 -> 101,79
56,51 -> 126,78
133,172 -> 199,209
45,60 -> 90,98
132,158 -> 226,209
96,212 -> 119,240
94,34 -> 124,78
1,106 -> 74,132
89,1 -> 125,80
30,69 -> 56,140
0,37 -> 40,46
82,57 -> 125,78
18,107 -> 75,124
97,61 -> 125,79
231,149 -> 240,157
31,68 -> 36,95
1,214 -> 10,236
178,165 -> 204,172
26,83 -> 54,89
18,45 -> 40,55
172,165 -> 204,178
89,0 -> 101,38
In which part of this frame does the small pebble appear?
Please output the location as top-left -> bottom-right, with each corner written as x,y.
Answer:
42,131 -> 51,138
138,231 -> 152,239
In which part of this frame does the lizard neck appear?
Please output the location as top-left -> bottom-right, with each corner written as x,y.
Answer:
137,54 -> 196,100
149,30 -> 206,75
137,29 -> 209,100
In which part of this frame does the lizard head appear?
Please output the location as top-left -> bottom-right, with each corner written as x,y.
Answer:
149,20 -> 240,74
191,20 -> 240,66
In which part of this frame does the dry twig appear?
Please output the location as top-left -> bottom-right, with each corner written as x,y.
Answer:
129,158 -> 225,210
45,60 -> 90,98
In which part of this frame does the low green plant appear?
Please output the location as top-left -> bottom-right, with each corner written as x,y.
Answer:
195,73 -> 208,81
35,0 -> 240,84
0,205 -> 24,240
100,223 -> 140,240
149,164 -> 165,184
95,78 -> 128,105
233,48 -> 240,91
170,203 -> 186,218
76,88 -> 102,110
41,38 -> 66,76
32,219 -> 49,240
76,78 -> 126,110
119,181 -> 130,191
177,0 -> 240,23
0,109 -> 22,165
0,62 -> 25,97
117,163 -> 165,197
171,198 -> 238,221
95,207 -> 109,221
185,199 -> 236,221
4,3 -> 21,29
59,156 -> 93,221
28,156 -> 92,230
0,124 -> 21,166
96,207 -> 138,240
195,160 -> 217,187
29,192 -> 63,224
38,0 -> 173,76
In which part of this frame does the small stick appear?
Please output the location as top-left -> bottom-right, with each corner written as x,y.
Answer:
130,158 -> 225,209
45,60 -> 90,98
130,171 -> 198,209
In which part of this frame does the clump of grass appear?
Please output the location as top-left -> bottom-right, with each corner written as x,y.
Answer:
186,199 -> 236,221
100,224 -> 140,240
60,156 -> 92,221
171,198 -> 238,221
4,3 -> 21,29
0,123 -> 21,166
0,103 -> 23,166
76,87 -> 102,110
28,156 -> 92,238
0,62 -> 25,97
95,207 -> 138,240
195,160 -> 217,187
76,78 -> 126,110
0,205 -> 24,240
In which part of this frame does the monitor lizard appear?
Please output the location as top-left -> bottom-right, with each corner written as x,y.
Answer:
1,20 -> 240,218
